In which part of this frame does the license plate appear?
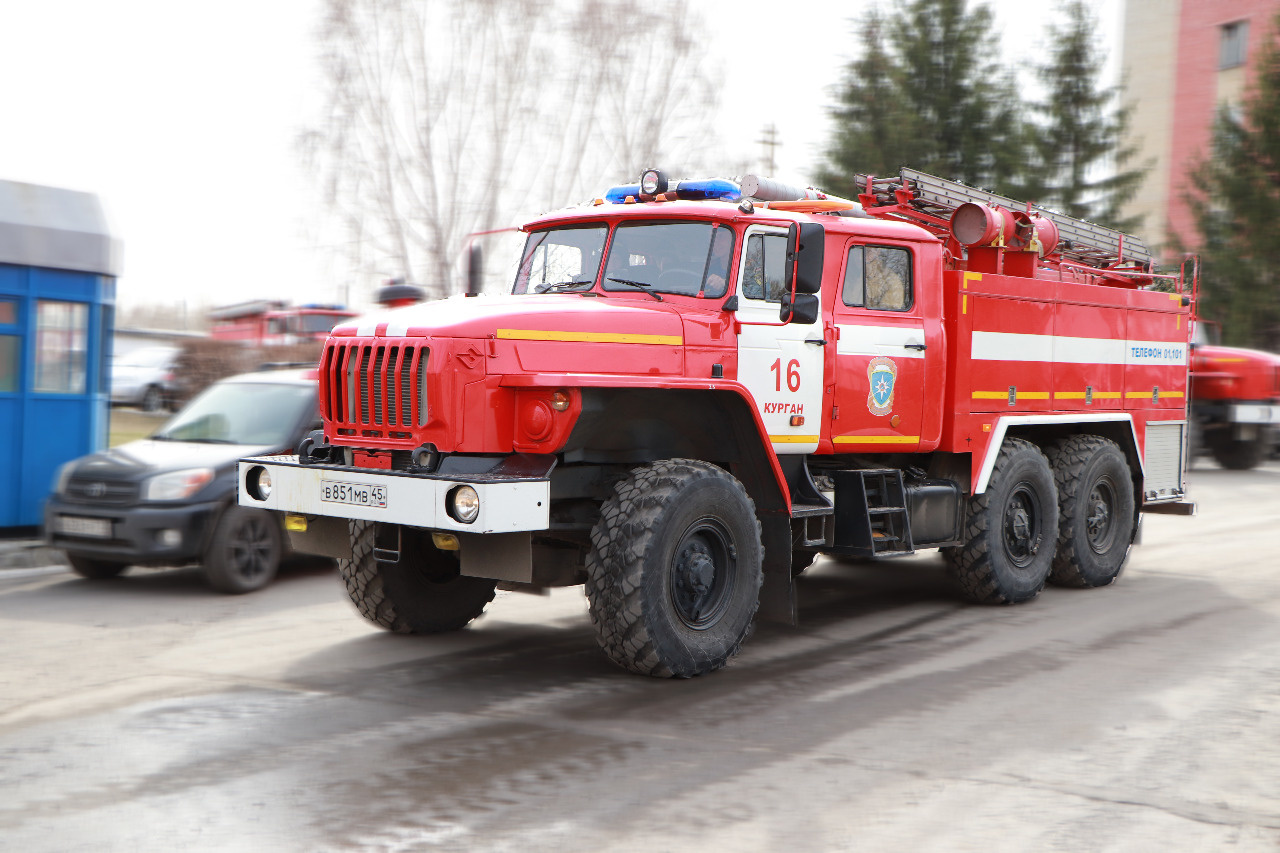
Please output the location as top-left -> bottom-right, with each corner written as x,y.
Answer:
320,479 -> 388,508
57,515 -> 112,538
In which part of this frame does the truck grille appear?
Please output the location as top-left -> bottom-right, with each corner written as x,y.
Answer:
321,341 -> 428,429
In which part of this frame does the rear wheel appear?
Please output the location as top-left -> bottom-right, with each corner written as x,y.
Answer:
66,553 -> 128,580
338,521 -> 496,633
1045,436 -> 1136,588
943,438 -> 1057,605
141,385 -> 163,413
585,459 -> 763,677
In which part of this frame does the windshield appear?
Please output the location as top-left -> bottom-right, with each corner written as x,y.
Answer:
602,221 -> 733,298
296,313 -> 345,334
153,381 -> 316,446
512,225 -> 608,293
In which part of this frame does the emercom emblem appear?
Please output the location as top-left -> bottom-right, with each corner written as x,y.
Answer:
867,356 -> 897,416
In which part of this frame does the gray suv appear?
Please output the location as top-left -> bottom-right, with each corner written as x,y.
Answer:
46,367 -> 321,593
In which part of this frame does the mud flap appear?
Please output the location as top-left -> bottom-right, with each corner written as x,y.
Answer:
758,512 -> 797,625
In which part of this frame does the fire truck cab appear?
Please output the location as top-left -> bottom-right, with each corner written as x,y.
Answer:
240,168 -> 1195,678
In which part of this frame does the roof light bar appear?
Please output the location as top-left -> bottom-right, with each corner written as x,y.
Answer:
603,173 -> 741,204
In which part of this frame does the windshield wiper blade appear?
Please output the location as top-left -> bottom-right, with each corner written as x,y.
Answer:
607,277 -> 664,301
535,281 -> 592,293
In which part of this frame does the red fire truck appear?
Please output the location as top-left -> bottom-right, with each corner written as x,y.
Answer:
210,300 -> 358,345
240,167 -> 1195,678
1189,320 -> 1280,469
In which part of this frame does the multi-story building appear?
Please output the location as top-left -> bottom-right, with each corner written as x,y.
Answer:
1121,0 -> 1280,257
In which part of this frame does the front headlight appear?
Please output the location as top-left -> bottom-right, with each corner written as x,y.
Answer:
52,461 -> 77,496
144,468 -> 215,502
447,485 -> 480,524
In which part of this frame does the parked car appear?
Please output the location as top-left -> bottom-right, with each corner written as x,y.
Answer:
110,345 -> 180,412
46,367 -> 321,593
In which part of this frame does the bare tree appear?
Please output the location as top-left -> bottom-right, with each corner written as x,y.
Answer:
301,0 -> 718,300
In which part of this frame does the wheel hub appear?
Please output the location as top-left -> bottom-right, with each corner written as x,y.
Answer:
670,522 -> 735,630
1002,486 -> 1041,568
1086,480 -> 1116,553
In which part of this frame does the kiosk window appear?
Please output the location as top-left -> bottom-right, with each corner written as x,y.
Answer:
0,336 -> 17,392
34,300 -> 88,394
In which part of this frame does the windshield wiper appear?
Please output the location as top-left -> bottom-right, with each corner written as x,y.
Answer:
535,281 -> 592,293
607,277 -> 664,301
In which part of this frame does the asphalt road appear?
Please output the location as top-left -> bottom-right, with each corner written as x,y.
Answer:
3,462 -> 1279,852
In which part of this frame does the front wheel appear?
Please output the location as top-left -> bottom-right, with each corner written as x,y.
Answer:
338,521 -> 496,633
943,438 -> 1058,605
1207,432 -> 1267,470
204,506 -> 282,593
585,459 -> 763,677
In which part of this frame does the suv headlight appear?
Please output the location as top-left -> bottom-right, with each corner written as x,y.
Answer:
52,461 -> 77,496
144,468 -> 215,501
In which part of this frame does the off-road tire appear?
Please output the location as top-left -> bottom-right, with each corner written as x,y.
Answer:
66,553 -> 128,580
1045,435 -> 1136,588
339,520 -> 496,634
1208,432 -> 1267,470
585,459 -> 763,678
942,438 -> 1057,605
204,506 -> 282,594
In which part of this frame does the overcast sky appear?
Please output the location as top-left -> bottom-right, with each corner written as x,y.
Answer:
0,0 -> 1120,318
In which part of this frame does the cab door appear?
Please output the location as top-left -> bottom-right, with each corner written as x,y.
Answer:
831,242 -> 927,452
735,225 -> 825,454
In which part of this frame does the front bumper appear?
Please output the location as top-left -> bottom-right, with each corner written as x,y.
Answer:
1229,403 -> 1280,425
238,454 -> 553,533
44,496 -> 223,564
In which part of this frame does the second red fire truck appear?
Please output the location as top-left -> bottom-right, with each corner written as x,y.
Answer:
241,167 -> 1195,678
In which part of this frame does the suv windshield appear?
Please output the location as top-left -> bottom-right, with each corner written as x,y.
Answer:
602,221 -> 733,298
153,381 -> 316,446
513,226 -> 608,293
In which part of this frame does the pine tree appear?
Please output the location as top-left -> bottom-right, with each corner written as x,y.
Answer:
819,0 -> 1029,196
1031,0 -> 1147,233
1186,13 -> 1280,351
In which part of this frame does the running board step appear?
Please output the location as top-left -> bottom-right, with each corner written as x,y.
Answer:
832,469 -> 915,556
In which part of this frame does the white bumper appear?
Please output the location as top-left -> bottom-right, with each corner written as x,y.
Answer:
1229,404 -> 1280,425
238,455 -> 551,533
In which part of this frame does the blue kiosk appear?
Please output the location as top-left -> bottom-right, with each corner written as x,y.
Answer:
0,180 -> 120,531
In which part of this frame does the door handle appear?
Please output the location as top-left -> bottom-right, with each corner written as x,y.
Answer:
904,342 -> 927,351
805,339 -> 828,346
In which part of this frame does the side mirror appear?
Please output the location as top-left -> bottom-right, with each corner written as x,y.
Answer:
787,222 -> 824,295
780,292 -> 820,325
467,244 -> 484,297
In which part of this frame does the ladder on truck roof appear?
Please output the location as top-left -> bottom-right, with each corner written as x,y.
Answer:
854,168 -> 1153,271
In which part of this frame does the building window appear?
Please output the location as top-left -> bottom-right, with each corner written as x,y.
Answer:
34,300 -> 88,394
1220,21 -> 1249,70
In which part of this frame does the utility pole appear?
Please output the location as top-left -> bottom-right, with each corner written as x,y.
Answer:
758,123 -> 780,175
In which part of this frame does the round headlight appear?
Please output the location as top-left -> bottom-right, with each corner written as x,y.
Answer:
246,466 -> 273,501
448,485 -> 480,524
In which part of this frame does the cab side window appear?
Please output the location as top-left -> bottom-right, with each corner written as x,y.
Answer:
841,245 -> 912,311
741,233 -> 789,302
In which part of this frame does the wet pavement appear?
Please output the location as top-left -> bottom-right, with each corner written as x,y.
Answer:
2,463 -> 1279,851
